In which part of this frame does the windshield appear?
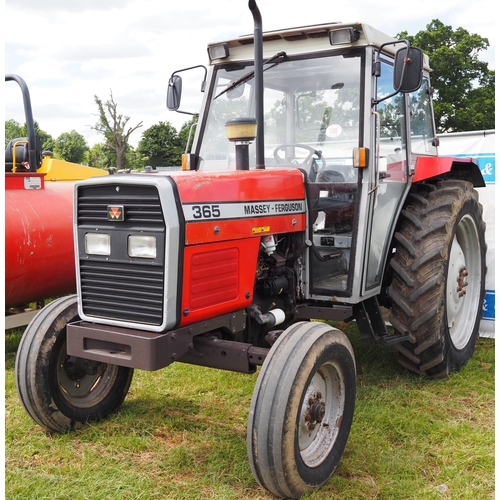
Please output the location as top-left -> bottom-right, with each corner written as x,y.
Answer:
198,51 -> 362,177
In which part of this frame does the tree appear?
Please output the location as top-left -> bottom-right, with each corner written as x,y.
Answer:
5,119 -> 23,147
397,20 -> 494,132
136,121 -> 182,167
84,143 -> 112,169
453,69 -> 495,131
124,144 -> 146,171
5,119 -> 54,151
92,91 -> 143,170
53,130 -> 88,164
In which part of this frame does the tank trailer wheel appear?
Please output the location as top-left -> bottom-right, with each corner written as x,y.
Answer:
15,295 -> 133,432
247,321 -> 356,499
389,180 -> 486,378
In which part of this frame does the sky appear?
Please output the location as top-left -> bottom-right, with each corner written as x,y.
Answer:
4,0 -> 496,149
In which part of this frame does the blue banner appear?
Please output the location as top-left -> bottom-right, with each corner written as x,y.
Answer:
477,154 -> 495,183
482,290 -> 495,320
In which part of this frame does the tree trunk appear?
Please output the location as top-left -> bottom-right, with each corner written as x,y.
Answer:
115,145 -> 126,170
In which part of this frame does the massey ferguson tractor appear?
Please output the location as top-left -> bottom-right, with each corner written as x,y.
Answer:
15,2 -> 486,498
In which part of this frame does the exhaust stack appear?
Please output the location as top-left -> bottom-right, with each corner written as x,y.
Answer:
249,0 -> 265,169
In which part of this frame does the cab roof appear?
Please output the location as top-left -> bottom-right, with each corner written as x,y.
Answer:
208,22 -> 431,70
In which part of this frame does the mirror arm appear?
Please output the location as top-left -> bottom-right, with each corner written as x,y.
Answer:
372,39 -> 410,107
170,64 -> 208,91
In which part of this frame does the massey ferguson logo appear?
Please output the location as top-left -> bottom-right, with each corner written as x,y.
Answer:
107,205 -> 124,221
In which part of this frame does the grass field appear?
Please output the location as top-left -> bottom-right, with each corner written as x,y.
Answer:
5,322 -> 495,499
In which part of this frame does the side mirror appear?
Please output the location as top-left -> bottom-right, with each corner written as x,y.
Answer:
166,65 -> 207,115
393,46 -> 423,93
167,75 -> 182,111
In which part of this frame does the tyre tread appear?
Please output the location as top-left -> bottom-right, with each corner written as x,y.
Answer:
389,180 -> 486,377
248,322 -> 356,498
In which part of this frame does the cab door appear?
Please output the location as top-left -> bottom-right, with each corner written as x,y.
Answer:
362,57 -> 411,293
361,52 -> 437,294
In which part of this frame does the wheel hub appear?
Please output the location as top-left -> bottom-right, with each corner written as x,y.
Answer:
298,360 -> 346,468
64,356 -> 101,379
457,265 -> 469,298
447,234 -> 467,328
305,392 -> 326,431
57,346 -> 108,399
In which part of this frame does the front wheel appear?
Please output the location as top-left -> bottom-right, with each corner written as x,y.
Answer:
247,322 -> 356,499
15,295 -> 133,432
389,180 -> 486,378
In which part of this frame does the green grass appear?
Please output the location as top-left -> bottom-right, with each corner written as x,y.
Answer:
5,323 -> 494,499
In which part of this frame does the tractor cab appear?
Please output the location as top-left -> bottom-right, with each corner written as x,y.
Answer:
168,22 -> 436,302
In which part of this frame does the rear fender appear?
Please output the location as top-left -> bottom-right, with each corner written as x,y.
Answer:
413,156 -> 485,187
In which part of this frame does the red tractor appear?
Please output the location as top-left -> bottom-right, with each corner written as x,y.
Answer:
16,3 -> 486,498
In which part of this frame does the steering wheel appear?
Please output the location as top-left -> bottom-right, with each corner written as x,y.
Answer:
273,144 -> 327,170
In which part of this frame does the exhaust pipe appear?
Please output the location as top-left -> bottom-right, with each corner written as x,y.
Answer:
249,0 -> 265,169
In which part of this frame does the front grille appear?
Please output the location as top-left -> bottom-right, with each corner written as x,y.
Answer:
77,184 -> 164,229
77,182 -> 167,326
80,261 -> 164,325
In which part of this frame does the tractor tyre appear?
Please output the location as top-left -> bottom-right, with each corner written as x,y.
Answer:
247,321 -> 356,499
388,180 -> 486,378
15,295 -> 133,432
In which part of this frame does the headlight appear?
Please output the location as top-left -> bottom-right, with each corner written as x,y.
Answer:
128,235 -> 157,259
85,233 -> 110,255
208,42 -> 229,61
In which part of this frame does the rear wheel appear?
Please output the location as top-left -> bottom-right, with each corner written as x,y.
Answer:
15,295 -> 133,432
247,321 -> 356,498
389,180 -> 486,378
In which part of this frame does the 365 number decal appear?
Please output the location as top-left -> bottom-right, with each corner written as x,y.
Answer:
191,204 -> 221,219
183,199 -> 305,221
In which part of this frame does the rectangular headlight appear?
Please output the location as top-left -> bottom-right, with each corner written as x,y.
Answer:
208,42 -> 229,61
128,235 -> 157,259
85,233 -> 111,255
329,28 -> 360,45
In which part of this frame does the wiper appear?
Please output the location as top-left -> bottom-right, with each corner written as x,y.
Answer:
214,51 -> 287,99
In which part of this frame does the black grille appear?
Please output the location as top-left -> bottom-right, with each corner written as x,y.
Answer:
77,184 -> 164,229
80,261 -> 164,325
77,183 -> 167,326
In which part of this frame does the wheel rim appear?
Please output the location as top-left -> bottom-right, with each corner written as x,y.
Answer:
56,341 -> 121,409
298,360 -> 345,467
446,214 -> 483,350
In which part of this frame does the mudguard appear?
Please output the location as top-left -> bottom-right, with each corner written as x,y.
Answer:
413,156 -> 485,187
